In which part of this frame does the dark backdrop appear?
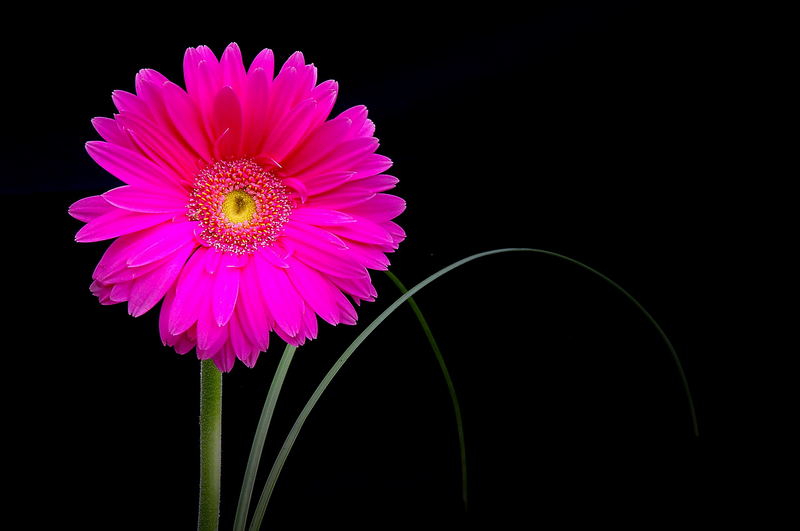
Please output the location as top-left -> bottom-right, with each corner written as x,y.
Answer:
3,3 -> 754,529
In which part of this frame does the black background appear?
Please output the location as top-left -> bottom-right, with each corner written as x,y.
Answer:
3,3 -> 771,529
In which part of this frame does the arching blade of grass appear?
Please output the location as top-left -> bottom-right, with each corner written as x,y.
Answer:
384,269 -> 468,511
233,344 -> 296,531
248,247 -> 698,530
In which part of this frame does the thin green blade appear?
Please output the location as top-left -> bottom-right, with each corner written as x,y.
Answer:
384,269 -> 469,510
233,343 -> 296,531
248,247 -> 697,529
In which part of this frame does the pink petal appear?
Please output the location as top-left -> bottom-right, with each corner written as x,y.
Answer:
231,316 -> 260,367
85,141 -> 186,193
162,320 -> 197,355
110,281 -> 132,303
127,241 -> 196,317
75,209 -> 176,243
305,187 -> 376,209
212,253 -> 240,327
345,194 -> 406,222
281,51 -> 306,72
101,254 -> 168,284
281,226 -> 367,279
283,221 -> 348,250
308,80 -> 339,124
134,75 -> 170,124
359,118 -> 376,138
336,105 -> 369,140
290,207 -> 356,226
324,215 -> 394,246
258,246 -> 290,268
272,81 -> 338,162
169,247 -> 210,334
184,46 -> 221,107
242,67 -> 271,155
383,220 -> 407,245
115,111 -> 199,180
248,48 -> 274,76
339,239 -> 391,270
289,137 -> 379,179
174,335 -> 196,355
204,249 -> 223,275
212,342 -> 236,372
330,274 -> 378,303
273,326 -> 305,347
264,55 -> 317,131
292,171 -> 355,196
350,154 -> 394,180
69,195 -> 114,222
92,222 -> 187,280
350,174 -> 399,192
124,129 -> 189,186
263,98 -> 318,162
197,304 -> 228,354
135,68 -> 169,92
92,117 -> 133,148
220,43 -> 247,93
102,185 -> 187,213
90,279 -> 116,305
93,230 -> 151,281
161,81 -> 212,162
285,257 -> 356,325
237,260 -> 272,349
253,250 -> 304,337
211,86 -> 242,158
303,302 -> 319,339
282,177 -> 308,203
282,117 -> 353,173
159,286 -> 176,341
127,221 -> 199,267
112,90 -> 149,116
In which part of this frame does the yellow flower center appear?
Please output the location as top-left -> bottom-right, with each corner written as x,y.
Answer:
187,159 -> 293,254
221,189 -> 256,224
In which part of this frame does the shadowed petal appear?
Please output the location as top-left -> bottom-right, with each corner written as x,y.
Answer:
220,43 -> 247,93
92,117 -> 134,148
69,195 -> 114,222
86,141 -> 186,193
161,81 -> 213,162
169,247 -> 210,334
128,241 -> 196,317
102,185 -> 187,213
127,221 -> 199,267
211,86 -> 242,158
285,257 -> 357,326
76,209 -> 176,243
212,253 -> 241,327
254,250 -> 304,337
345,194 -> 406,222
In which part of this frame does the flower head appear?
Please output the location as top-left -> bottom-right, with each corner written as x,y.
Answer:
70,44 -> 405,371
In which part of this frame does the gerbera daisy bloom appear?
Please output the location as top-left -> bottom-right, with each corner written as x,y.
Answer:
69,43 -> 405,371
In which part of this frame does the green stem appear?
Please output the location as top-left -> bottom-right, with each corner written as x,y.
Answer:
233,344 -> 297,531
198,360 -> 222,531
384,270 -> 468,510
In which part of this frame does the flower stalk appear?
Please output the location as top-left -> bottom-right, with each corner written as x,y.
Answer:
199,360 -> 222,531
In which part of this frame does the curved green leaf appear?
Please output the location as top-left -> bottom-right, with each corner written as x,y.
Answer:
233,344 -> 296,531
248,247 -> 698,529
384,269 -> 468,510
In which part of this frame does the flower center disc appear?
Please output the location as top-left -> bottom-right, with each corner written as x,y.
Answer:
222,190 -> 256,224
188,159 -> 293,254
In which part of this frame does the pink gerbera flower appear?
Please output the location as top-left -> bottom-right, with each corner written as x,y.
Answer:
69,43 -> 405,371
